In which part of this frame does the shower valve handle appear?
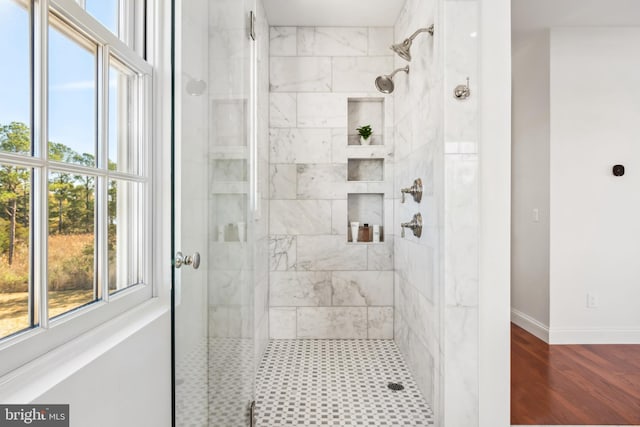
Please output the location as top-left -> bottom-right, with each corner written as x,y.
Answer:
400,178 -> 423,203
401,213 -> 423,238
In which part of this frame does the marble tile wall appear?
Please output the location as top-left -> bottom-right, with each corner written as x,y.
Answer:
442,2 -> 479,426
268,26 -> 396,339
392,0 -> 443,417
392,0 -> 480,426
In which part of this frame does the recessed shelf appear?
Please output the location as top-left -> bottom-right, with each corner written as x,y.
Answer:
347,98 -> 384,146
209,194 -> 247,242
210,182 -> 248,195
210,146 -> 248,159
347,193 -> 384,243
347,158 -> 384,182
212,159 -> 247,182
345,145 -> 390,158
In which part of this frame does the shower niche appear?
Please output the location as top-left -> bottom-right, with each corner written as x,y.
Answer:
347,158 -> 384,182
347,98 -> 384,146
346,98 -> 388,243
209,98 -> 249,244
347,193 -> 384,244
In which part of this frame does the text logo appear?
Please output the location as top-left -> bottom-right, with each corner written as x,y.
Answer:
0,405 -> 69,427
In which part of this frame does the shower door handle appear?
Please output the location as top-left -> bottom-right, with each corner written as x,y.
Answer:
175,251 -> 201,269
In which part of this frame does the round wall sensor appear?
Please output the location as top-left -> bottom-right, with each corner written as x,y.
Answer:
613,165 -> 625,177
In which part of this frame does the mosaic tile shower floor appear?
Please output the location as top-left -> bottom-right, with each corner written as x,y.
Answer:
176,339 -> 434,426
255,340 -> 434,426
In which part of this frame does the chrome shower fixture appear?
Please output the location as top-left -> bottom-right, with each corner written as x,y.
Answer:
375,65 -> 409,94
390,24 -> 435,61
401,213 -> 423,238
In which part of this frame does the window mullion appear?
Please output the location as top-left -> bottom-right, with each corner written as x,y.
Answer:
28,0 -> 35,326
33,0 -> 50,328
97,44 -> 109,302
140,74 -> 151,291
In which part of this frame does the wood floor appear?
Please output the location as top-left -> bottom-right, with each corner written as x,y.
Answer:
511,323 -> 640,425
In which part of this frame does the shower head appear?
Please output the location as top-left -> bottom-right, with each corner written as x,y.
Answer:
375,66 -> 409,94
391,40 -> 412,62
390,25 -> 435,62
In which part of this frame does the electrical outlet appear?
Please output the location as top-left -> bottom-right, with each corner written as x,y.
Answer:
532,208 -> 540,222
587,292 -> 598,308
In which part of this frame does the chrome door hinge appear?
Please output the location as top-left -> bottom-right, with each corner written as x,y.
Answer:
249,11 -> 256,41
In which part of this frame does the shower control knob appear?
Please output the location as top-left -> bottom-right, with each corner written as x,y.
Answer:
401,213 -> 423,238
400,178 -> 423,203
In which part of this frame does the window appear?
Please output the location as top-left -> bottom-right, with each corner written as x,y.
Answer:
85,0 -> 119,35
0,0 -> 152,372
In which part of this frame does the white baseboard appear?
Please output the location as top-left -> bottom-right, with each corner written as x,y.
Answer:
548,328 -> 640,344
511,308 -> 640,344
511,308 -> 549,343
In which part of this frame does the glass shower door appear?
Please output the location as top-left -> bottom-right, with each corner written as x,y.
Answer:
172,0 -> 257,425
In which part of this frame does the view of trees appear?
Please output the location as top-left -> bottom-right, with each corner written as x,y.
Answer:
0,121 -> 118,294
0,123 -> 30,268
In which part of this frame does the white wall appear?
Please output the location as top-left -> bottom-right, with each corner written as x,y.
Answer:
510,30 -> 551,340
0,303 -> 172,427
549,27 -> 640,343
512,26 -> 640,344
34,311 -> 172,427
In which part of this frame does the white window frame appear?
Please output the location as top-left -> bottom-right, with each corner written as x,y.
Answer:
0,0 -> 154,377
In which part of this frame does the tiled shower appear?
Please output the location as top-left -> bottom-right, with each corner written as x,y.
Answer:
175,0 -> 479,425
268,25 -> 396,340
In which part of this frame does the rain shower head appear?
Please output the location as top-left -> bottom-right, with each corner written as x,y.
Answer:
390,25 -> 435,62
375,66 -> 409,94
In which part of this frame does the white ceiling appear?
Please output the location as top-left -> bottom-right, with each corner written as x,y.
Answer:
262,0 -> 407,27
512,0 -> 640,32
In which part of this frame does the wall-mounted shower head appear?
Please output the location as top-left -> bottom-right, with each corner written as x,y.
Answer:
390,25 -> 435,62
375,65 -> 409,94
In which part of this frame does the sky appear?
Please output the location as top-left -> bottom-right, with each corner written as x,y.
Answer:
0,0 -> 120,165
